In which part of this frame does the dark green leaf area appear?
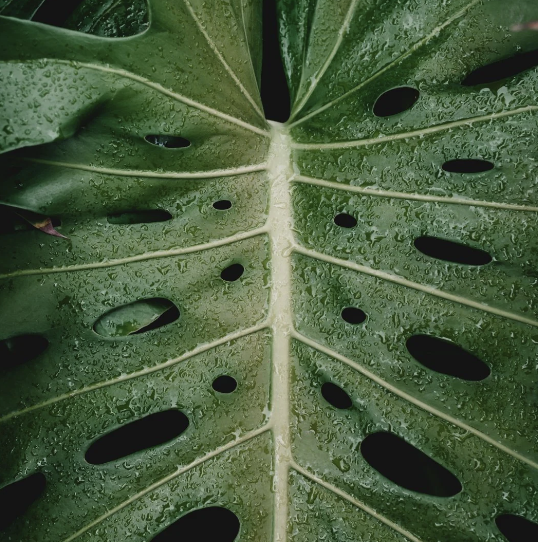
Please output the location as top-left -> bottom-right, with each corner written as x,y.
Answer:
292,254 -> 538,461
292,183 -> 538,317
0,333 -> 272,541
290,341 -> 538,542
288,471 -> 409,542
0,333 -> 48,370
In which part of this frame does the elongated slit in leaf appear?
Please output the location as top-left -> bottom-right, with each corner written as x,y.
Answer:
495,514 -> 538,541
145,135 -> 191,148
406,334 -> 491,381
93,298 -> 180,337
361,432 -> 462,497
0,334 -> 49,370
107,210 -> 173,225
414,236 -> 492,266
0,473 -> 46,531
85,409 -> 189,465
150,506 -> 240,542
442,159 -> 494,174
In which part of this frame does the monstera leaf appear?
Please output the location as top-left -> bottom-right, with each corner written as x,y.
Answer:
1,0 -> 537,540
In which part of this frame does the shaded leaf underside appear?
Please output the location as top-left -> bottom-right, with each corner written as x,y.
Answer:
0,0 -> 537,541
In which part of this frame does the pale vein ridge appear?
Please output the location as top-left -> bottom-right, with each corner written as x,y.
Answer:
288,0 -> 359,122
291,462 -> 422,542
50,59 -> 270,136
0,323 -> 269,424
267,122 -> 294,542
25,158 -> 268,179
0,227 -> 268,279
295,246 -> 538,328
183,0 -> 265,119
291,106 -> 538,149
294,175 -> 538,212
61,426 -> 271,542
287,0 -> 482,128
293,330 -> 538,470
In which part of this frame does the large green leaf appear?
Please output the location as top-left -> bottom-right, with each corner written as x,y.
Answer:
1,0 -> 537,540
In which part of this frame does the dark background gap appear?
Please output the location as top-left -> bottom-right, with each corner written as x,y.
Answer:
261,0 -> 290,122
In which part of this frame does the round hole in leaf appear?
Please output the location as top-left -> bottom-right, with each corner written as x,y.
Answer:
361,432 -> 462,497
85,409 -> 189,465
220,263 -> 244,282
0,334 -> 48,370
107,210 -> 172,225
442,159 -> 494,174
0,473 -> 46,531
373,87 -> 420,117
321,382 -> 352,409
414,236 -> 492,266
93,298 -> 179,338
212,375 -> 238,394
334,213 -> 357,228
341,307 -> 366,325
495,514 -> 538,542
213,200 -> 232,210
151,506 -> 240,542
144,134 -> 190,148
406,334 -> 490,381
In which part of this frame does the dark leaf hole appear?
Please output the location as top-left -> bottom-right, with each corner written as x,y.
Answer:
0,473 -> 46,531
361,432 -> 462,497
442,159 -> 494,174
462,48 -> 538,86
341,307 -> 366,325
85,409 -> 189,465
414,236 -> 492,266
145,135 -> 191,148
0,334 -> 49,370
212,375 -> 238,394
334,213 -> 357,228
213,200 -> 232,210
321,382 -> 352,410
221,263 -> 244,282
406,334 -> 490,381
373,87 -> 420,117
151,506 -> 240,542
261,0 -> 290,122
93,298 -> 179,338
0,205 -> 61,234
107,209 -> 172,225
495,514 -> 538,542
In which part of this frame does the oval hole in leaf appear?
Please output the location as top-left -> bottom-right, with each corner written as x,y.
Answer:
495,514 -> 538,541
462,48 -> 538,86
221,263 -> 244,282
321,382 -> 352,410
93,298 -> 179,338
213,200 -> 232,210
414,236 -> 492,266
341,307 -> 366,325
442,159 -> 494,174
0,334 -> 49,370
151,506 -> 240,542
334,213 -> 357,228
406,334 -> 490,381
361,432 -> 462,497
145,135 -> 190,148
107,210 -> 172,225
373,87 -> 420,117
85,409 -> 189,465
0,473 -> 46,531
212,375 -> 238,394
